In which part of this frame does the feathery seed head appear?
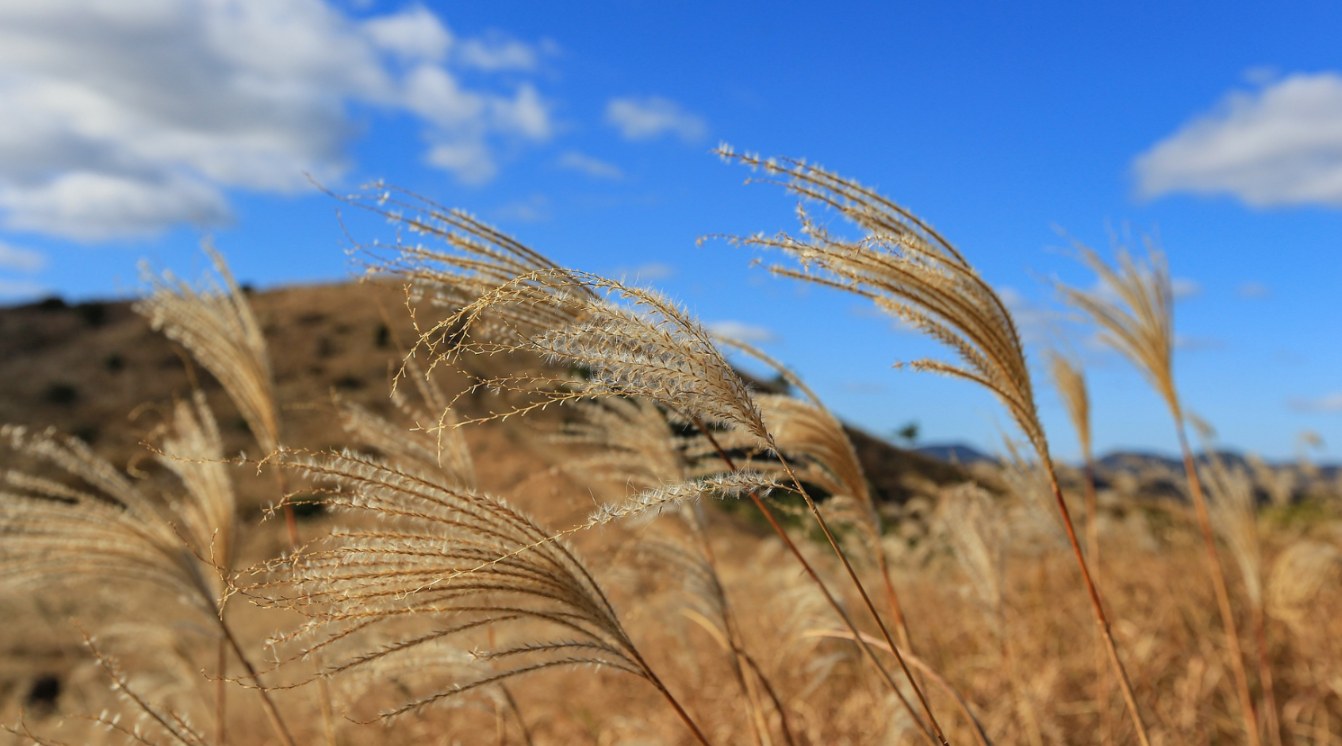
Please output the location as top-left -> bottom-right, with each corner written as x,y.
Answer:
720,147 -> 1050,464
135,243 -> 279,454
1056,240 -> 1180,420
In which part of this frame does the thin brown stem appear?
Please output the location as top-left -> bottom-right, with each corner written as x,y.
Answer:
737,648 -> 798,746
626,646 -> 713,746
773,456 -> 949,745
1255,604 -> 1283,746
215,639 -> 227,746
807,629 -> 992,746
690,417 -> 943,746
218,614 -> 297,746
1081,454 -> 1112,746
877,549 -> 913,654
1176,424 -> 1261,746
692,519 -> 777,746
499,683 -> 536,746
1043,467 -> 1151,746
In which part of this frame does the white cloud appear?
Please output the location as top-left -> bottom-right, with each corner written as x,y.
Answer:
557,151 -> 624,180
0,0 -> 555,240
492,194 -> 550,223
0,172 -> 231,240
1237,281 -> 1270,299
1135,72 -> 1342,207
707,320 -> 777,344
426,142 -> 497,185
490,83 -> 552,140
1171,277 -> 1202,299
1289,392 -> 1342,413
362,5 -> 452,62
605,96 -> 707,142
458,33 -> 556,71
0,241 -> 46,273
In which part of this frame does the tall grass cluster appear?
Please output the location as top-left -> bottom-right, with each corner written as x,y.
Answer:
3,150 -> 1341,745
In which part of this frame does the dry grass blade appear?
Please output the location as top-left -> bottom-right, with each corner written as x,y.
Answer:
135,242 -> 279,455
257,448 -> 709,742
1048,352 -> 1111,740
1204,455 -> 1264,608
1204,447 -> 1283,746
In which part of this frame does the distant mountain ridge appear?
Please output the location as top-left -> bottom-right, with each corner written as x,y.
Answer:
915,442 -> 1337,476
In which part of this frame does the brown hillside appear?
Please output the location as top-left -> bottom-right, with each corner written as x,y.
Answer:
0,280 -> 972,514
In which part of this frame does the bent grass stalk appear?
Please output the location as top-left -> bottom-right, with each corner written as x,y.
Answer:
720,146 -> 1150,745
715,336 -> 916,654
1049,352 -> 1112,742
258,447 -> 712,744
1058,241 -> 1261,746
348,193 -> 947,740
689,416 -> 947,746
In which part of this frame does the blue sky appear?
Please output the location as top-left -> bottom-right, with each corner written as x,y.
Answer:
1,1 -> 1339,461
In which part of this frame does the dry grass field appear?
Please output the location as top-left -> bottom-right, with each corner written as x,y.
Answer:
2,159 -> 1341,745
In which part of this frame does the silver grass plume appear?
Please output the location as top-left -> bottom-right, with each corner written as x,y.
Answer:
1057,236 -> 1261,746
1056,241 -> 1180,420
347,184 -> 599,353
431,269 -> 770,442
257,447 -> 708,739
721,145 -> 1150,745
135,242 -> 279,455
717,147 -> 1049,466
1,414 -> 296,746
1,424 -> 220,619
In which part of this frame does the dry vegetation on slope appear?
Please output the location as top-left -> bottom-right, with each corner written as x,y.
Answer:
1,163 -> 1340,745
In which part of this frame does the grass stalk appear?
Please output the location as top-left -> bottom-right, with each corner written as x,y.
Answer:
691,417 -> 946,746
216,610 -> 296,746
1042,466 -> 1151,746
1176,424 -> 1261,746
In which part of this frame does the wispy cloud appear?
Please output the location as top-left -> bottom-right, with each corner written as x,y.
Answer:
362,5 -> 452,61
1237,281 -> 1270,299
459,34 -> 559,71
613,262 -> 676,282
0,1 -> 556,240
0,241 -> 46,273
492,195 -> 550,223
1289,391 -> 1342,413
605,96 -> 707,142
998,286 -> 1070,344
1171,277 -> 1202,299
1134,71 -> 1342,208
1087,276 -> 1200,302
557,151 -> 624,180
707,320 -> 777,344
